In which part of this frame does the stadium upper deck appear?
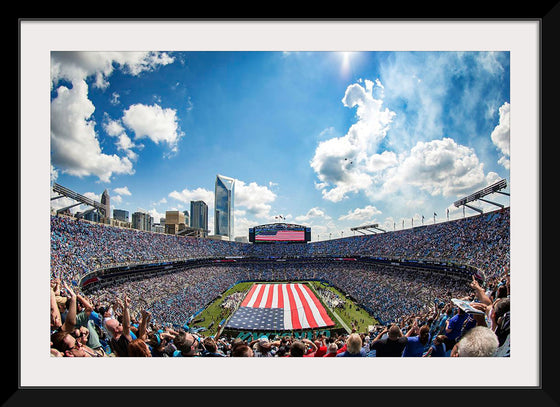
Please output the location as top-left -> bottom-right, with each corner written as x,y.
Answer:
51,207 -> 509,285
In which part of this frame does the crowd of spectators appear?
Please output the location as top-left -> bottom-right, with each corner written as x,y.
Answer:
50,208 -> 510,358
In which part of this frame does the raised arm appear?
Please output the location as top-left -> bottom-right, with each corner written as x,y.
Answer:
77,293 -> 94,316
406,319 -> 419,337
302,338 -> 318,353
373,327 -> 388,342
50,285 -> 62,330
137,310 -> 151,341
469,275 -> 492,306
121,294 -> 132,341
61,282 -> 77,333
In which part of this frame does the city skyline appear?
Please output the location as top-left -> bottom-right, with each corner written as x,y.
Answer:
50,50 -> 511,240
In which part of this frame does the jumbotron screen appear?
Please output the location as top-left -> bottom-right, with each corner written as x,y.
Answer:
249,223 -> 311,243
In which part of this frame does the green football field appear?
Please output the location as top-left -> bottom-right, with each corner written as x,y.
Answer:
189,280 -> 379,337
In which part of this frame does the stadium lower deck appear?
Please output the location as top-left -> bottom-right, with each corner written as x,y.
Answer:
51,207 -> 509,338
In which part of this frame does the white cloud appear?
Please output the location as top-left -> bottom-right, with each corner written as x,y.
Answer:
490,102 -> 510,169
310,79 -> 395,202
51,51 -> 175,90
113,186 -> 131,196
122,104 -> 184,155
295,207 -> 331,223
50,51 -> 176,182
234,180 -> 277,219
103,115 -> 142,161
380,137 -> 489,198
169,187 -> 214,209
50,80 -> 134,183
338,205 -> 382,221
147,208 -> 166,224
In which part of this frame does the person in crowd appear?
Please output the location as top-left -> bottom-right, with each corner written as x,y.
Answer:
230,344 -> 254,357
128,338 -> 152,357
200,337 -> 226,357
249,336 -> 276,357
444,306 -> 476,351
450,326 -> 499,357
323,342 -> 339,357
73,292 -> 106,354
71,326 -> 106,357
312,336 -> 328,357
51,330 -> 92,357
402,323 -> 431,357
288,339 -> 317,357
370,325 -> 408,357
104,294 -> 133,357
172,330 -> 202,357
423,335 -> 448,357
336,333 -> 367,357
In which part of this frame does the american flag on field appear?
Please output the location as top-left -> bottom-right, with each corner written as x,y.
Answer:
226,283 -> 335,331
255,230 -> 304,241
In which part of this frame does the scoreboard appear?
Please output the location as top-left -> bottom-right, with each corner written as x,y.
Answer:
249,223 -> 311,243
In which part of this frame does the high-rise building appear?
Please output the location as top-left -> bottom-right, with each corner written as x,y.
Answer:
132,211 -> 152,231
101,189 -> 110,218
113,209 -> 129,222
165,210 -> 186,235
214,174 -> 235,241
190,200 -> 209,236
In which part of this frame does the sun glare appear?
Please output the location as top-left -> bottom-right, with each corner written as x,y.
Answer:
340,52 -> 353,77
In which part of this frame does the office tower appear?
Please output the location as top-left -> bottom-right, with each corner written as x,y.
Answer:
101,189 -> 110,218
113,209 -> 129,222
191,200 -> 209,236
165,210 -> 186,234
214,174 -> 235,240
132,211 -> 152,231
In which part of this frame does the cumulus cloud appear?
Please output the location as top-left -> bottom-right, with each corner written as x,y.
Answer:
312,74 -> 502,207
339,205 -> 382,221
168,178 -> 277,221
51,51 -> 175,90
122,103 -> 184,155
50,51 -> 176,182
234,180 -> 277,219
295,207 -> 331,223
102,115 -> 142,161
50,79 -> 134,183
490,102 -> 510,169
310,79 -> 395,202
169,187 -> 214,210
380,137 -> 489,198
113,186 -> 131,196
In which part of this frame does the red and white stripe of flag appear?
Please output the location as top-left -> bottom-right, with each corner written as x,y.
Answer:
240,283 -> 334,330
256,231 -> 304,241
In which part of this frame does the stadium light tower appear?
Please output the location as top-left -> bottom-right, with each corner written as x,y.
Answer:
350,223 -> 386,235
51,183 -> 109,219
453,179 -> 509,214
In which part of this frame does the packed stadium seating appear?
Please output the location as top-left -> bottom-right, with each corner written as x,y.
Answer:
50,208 -> 510,358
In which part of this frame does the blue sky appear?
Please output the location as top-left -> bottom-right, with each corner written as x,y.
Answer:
50,50 -> 511,240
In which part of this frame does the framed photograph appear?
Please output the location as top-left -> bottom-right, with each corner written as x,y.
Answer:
18,16 -> 546,402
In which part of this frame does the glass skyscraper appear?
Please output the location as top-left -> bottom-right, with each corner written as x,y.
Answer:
214,174 -> 235,240
190,200 -> 209,236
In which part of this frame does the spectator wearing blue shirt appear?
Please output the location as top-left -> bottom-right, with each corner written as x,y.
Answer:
402,324 -> 431,357
423,335 -> 448,357
444,307 -> 469,349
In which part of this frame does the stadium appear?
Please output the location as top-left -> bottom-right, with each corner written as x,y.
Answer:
49,180 -> 510,359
